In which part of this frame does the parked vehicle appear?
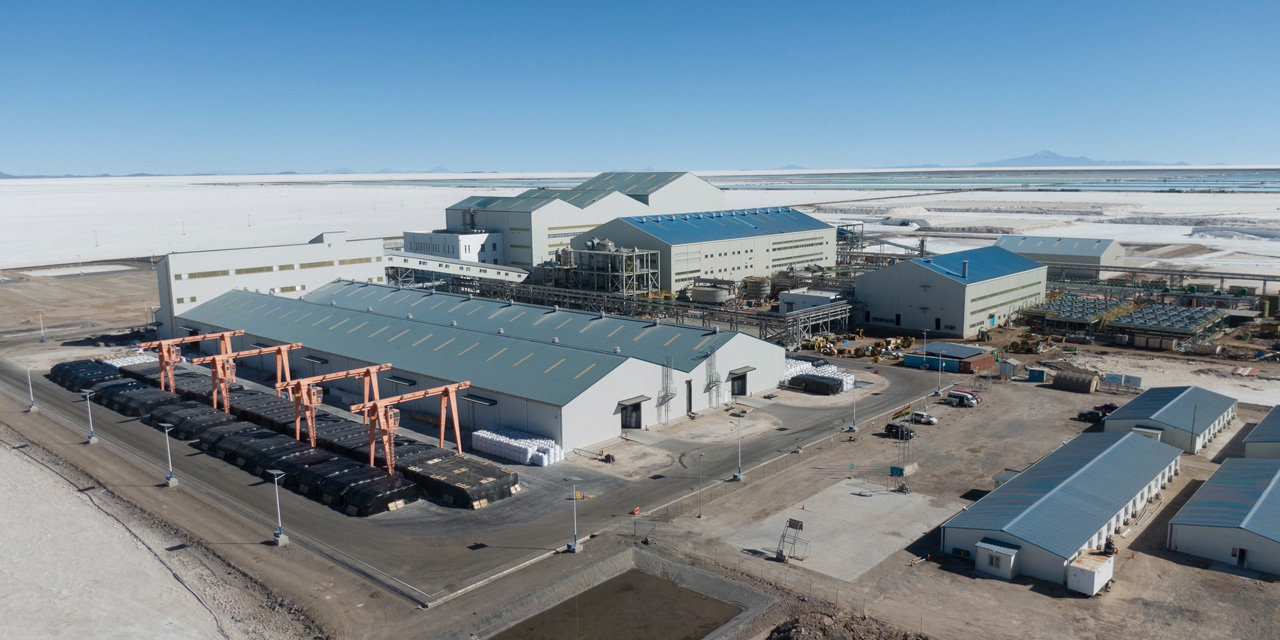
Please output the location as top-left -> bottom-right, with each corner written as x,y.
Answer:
947,391 -> 976,407
1093,402 -> 1121,416
911,411 -> 937,425
884,422 -> 916,440
1077,409 -> 1105,423
952,389 -> 983,403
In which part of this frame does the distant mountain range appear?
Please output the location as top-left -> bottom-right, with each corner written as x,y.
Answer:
972,150 -> 1188,167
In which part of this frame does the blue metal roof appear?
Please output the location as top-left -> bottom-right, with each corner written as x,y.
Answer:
1103,386 -> 1237,435
943,432 -> 1182,559
911,246 -> 1045,284
1170,458 -> 1280,544
976,538 -> 1022,554
615,207 -> 832,245
302,281 -> 741,373
915,341 -> 991,360
178,290 -> 626,406
1243,406 -> 1280,444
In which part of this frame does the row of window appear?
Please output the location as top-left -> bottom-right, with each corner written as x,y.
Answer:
771,235 -> 826,246
769,241 -> 827,252
771,251 -> 825,265
969,280 -> 1042,304
968,291 -> 1042,318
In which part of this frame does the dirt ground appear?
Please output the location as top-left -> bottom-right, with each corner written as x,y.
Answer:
0,265 -> 158,336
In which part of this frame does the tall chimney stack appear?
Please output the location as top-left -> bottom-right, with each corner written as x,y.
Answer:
962,260 -> 969,278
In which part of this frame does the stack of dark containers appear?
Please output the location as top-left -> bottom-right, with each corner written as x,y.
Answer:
106,360 -> 519,513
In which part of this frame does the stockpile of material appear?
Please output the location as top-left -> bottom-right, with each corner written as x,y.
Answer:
784,358 -> 816,380
102,354 -> 159,369
831,371 -> 857,392
812,364 -> 839,377
472,428 -> 564,466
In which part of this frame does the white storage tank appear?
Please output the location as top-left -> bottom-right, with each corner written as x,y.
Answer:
691,285 -> 731,305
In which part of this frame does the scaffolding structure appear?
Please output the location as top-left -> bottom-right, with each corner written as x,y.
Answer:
549,244 -> 660,296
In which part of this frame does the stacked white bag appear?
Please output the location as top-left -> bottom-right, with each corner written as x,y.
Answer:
102,354 -> 159,369
832,372 -> 857,393
784,358 -> 816,380
472,427 -> 564,466
812,364 -> 839,377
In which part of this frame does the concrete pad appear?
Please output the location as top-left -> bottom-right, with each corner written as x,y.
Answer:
735,396 -> 774,409
725,479 -> 962,582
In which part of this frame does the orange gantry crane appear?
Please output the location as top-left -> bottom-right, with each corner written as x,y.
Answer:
275,364 -> 391,447
140,331 -> 245,392
191,343 -> 302,413
349,381 -> 470,475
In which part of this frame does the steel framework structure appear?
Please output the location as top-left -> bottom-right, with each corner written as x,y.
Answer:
191,343 -> 302,413
140,330 -> 245,392
276,364 -> 390,447
349,381 -> 471,474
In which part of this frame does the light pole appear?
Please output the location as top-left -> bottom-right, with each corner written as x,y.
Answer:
851,373 -> 858,430
26,368 -> 37,413
38,311 -> 46,342
82,390 -> 98,444
159,423 -> 179,487
569,483 -> 579,553
732,419 -> 743,482
697,453 -> 705,518
266,470 -> 287,545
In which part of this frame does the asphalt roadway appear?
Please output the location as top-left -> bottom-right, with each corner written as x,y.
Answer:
0,339 -> 945,607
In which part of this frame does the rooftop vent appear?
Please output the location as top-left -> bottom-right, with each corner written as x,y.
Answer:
366,306 -> 373,312
450,320 -> 457,327
614,346 -> 621,354
330,301 -> 336,306
962,260 -> 969,278
552,337 -> 559,344
497,327 -> 504,334
406,313 -> 413,320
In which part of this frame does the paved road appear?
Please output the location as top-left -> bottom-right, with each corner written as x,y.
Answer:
0,342 -> 951,604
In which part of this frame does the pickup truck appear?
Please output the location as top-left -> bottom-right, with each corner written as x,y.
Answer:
1077,409 -> 1105,423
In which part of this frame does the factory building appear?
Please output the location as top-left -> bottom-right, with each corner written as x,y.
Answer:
570,207 -> 836,293
993,235 -> 1125,279
1102,386 -> 1237,454
156,232 -> 385,340
1168,458 -> 1280,574
444,172 -> 725,268
854,246 -> 1047,339
1243,406 -> 1280,458
942,433 -> 1182,594
404,230 -> 504,264
176,280 -> 783,450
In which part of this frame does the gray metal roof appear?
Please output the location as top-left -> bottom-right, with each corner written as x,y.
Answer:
573,172 -> 688,195
302,281 -> 738,373
178,289 -> 626,406
1244,407 -> 1280,444
994,235 -> 1120,259
911,246 -> 1046,285
614,207 -> 832,245
1103,386 -> 1237,435
976,538 -> 1021,554
1170,458 -> 1280,544
513,188 -> 616,208
447,194 -> 559,213
943,432 -> 1182,559
915,341 -> 991,360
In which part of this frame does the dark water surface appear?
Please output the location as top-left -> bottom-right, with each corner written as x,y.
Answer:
490,570 -> 742,640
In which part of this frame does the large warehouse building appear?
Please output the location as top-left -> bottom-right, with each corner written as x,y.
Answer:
854,246 -> 1047,339
570,207 -> 836,292
156,232 -> 385,339
1168,458 -> 1280,574
1243,406 -> 1280,459
1102,386 -> 1238,454
444,172 -> 725,268
993,235 -> 1125,279
176,280 -> 783,450
942,432 -> 1182,592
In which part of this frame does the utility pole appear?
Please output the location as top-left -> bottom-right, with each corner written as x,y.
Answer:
732,419 -> 743,482
697,453 -> 705,518
38,311 -> 46,343
570,483 -> 580,552
26,368 -> 37,412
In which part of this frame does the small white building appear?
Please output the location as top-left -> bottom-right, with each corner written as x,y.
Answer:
155,232 -> 385,339
941,432 -> 1181,593
1244,406 -> 1280,459
994,235 -> 1125,279
571,207 -> 836,293
445,172 -> 725,268
1102,386 -> 1238,454
383,251 -> 528,284
854,246 -> 1047,338
1168,458 -> 1280,575
404,230 -> 504,264
779,288 -> 842,313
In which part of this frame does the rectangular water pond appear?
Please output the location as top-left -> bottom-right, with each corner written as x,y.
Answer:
491,569 -> 742,640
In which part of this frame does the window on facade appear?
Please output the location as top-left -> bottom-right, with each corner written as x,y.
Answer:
189,296 -> 196,303
176,298 -> 185,304
987,555 -> 1000,568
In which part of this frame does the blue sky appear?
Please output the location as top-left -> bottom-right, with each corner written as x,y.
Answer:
2,1 -> 1277,174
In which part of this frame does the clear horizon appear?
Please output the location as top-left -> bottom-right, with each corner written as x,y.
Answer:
2,1 -> 1277,175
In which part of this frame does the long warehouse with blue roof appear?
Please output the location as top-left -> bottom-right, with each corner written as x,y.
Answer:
176,280 -> 784,450
571,207 -> 836,292
853,245 -> 1047,338
941,432 -> 1182,592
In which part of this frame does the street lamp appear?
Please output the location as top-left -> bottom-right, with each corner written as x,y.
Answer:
38,310 -> 46,343
697,453 -> 706,518
82,390 -> 98,444
851,373 -> 858,430
569,483 -> 580,553
266,470 -> 287,546
731,419 -> 743,482
159,423 -> 179,487
26,368 -> 37,413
